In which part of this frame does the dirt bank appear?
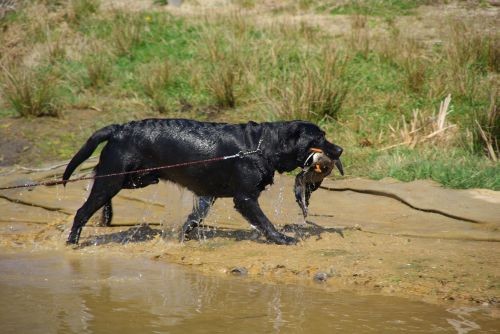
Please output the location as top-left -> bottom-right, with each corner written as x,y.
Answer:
0,163 -> 499,307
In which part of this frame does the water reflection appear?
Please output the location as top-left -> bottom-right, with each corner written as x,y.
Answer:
0,252 -> 497,333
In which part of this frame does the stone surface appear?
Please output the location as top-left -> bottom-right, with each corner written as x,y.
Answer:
1,166 -> 499,242
322,177 -> 500,225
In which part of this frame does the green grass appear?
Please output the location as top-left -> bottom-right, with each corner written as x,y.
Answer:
0,65 -> 65,117
0,1 -> 498,189
330,0 -> 429,17
368,149 -> 500,190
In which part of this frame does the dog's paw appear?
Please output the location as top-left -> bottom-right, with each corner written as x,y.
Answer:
179,231 -> 190,243
269,232 -> 298,245
65,240 -> 80,249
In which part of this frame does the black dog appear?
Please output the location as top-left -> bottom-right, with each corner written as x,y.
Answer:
62,119 -> 343,245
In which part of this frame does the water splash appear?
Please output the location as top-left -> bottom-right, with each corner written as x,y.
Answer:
269,288 -> 285,332
160,182 -> 193,241
140,187 -> 160,224
55,182 -> 62,203
271,174 -> 285,220
446,307 -> 482,334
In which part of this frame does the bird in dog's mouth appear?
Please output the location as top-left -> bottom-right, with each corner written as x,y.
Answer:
294,149 -> 343,219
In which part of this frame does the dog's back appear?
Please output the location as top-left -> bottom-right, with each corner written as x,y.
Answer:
64,118 -> 343,245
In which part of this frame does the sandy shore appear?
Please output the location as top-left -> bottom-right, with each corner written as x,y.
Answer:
0,164 -> 499,307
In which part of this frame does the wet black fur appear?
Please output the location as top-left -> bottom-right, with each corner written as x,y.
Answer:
63,119 -> 343,245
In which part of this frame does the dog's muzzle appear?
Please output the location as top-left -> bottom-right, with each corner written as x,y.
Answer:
305,147 -> 344,176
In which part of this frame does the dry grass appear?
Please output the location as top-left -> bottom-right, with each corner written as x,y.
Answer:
138,59 -> 174,113
395,37 -> 427,94
199,24 -> 244,109
384,94 -> 457,150
474,92 -> 499,162
347,14 -> 370,58
0,0 -> 497,188
264,47 -> 349,122
46,33 -> 67,65
0,64 -> 62,117
69,0 -> 100,24
231,0 -> 255,9
0,0 -> 16,20
446,18 -> 499,73
442,18 -> 499,99
110,11 -> 144,57
82,42 -> 113,89
376,20 -> 428,94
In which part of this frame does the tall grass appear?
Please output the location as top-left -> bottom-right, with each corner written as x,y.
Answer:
82,42 -> 113,89
0,65 -> 62,117
264,48 -> 349,121
110,11 -> 144,57
473,93 -> 498,161
232,0 -> 256,9
204,37 -> 241,109
441,18 -> 498,100
46,36 -> 67,65
69,0 -> 100,24
0,0 -> 16,20
138,59 -> 174,113
347,15 -> 370,58
0,1 -> 497,189
196,18 -> 246,109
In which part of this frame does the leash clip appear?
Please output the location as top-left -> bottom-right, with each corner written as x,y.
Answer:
237,137 -> 264,158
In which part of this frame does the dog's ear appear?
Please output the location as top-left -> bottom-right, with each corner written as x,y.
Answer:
278,122 -> 303,155
276,122 -> 318,172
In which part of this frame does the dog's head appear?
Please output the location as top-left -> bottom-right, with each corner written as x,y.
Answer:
276,121 -> 344,174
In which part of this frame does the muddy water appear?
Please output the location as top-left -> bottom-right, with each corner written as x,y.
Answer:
0,251 -> 497,334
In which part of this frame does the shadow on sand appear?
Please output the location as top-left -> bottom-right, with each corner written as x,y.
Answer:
78,221 -> 346,248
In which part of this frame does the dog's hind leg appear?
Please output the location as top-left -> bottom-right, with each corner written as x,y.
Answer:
67,176 -> 123,245
179,196 -> 216,242
99,200 -> 113,227
233,194 -> 297,245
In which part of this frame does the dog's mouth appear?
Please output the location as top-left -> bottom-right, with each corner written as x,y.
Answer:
305,148 -> 344,176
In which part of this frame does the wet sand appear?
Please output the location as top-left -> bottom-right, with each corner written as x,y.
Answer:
0,164 -> 499,307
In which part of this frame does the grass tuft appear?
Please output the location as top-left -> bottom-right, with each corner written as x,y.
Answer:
138,59 -> 175,113
200,27 -> 244,109
347,15 -> 370,58
264,47 -> 349,122
82,42 -> 114,89
473,93 -> 499,162
0,65 -> 62,117
110,11 -> 144,57
69,0 -> 100,24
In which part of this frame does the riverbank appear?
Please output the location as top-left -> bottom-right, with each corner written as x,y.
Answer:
1,163 -> 498,307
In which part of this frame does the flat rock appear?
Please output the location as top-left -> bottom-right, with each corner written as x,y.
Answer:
321,178 -> 500,226
1,166 -> 499,242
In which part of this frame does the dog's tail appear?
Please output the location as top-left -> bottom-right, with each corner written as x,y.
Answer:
62,124 -> 119,185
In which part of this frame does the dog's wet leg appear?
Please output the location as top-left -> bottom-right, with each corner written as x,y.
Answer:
67,177 -> 123,245
180,196 -> 216,242
233,194 -> 297,245
99,200 -> 113,227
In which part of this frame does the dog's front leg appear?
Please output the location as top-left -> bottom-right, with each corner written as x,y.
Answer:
233,194 -> 297,245
179,196 -> 216,242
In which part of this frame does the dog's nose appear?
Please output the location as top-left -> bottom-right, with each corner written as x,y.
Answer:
334,145 -> 343,158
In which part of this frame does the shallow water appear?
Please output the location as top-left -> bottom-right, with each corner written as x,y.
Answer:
0,251 -> 497,334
